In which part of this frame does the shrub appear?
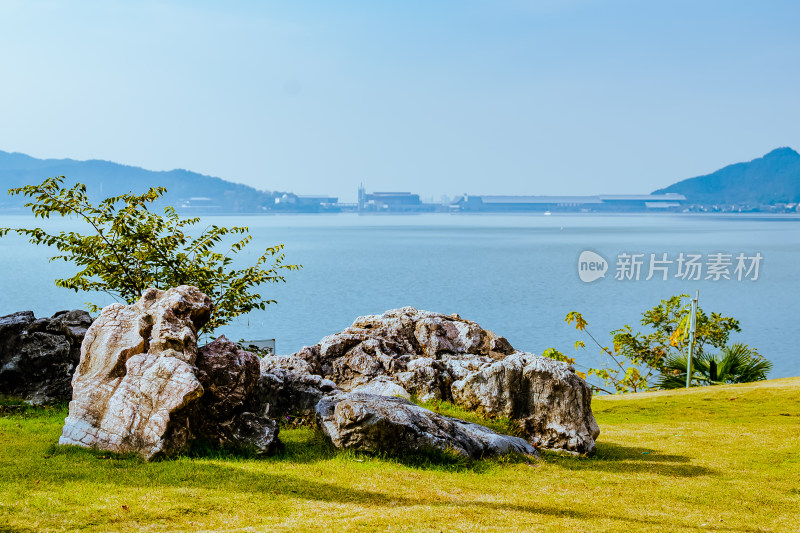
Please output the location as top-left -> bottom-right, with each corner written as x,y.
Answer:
543,295 -> 767,393
1,176 -> 300,333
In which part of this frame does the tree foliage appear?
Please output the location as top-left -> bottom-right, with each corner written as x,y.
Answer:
1,176 -> 300,333
612,294 -> 740,374
543,295 -> 760,394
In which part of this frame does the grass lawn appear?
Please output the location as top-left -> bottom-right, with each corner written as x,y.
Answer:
1,377 -> 798,532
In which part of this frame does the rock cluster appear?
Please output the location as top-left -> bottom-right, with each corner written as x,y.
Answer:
0,309 -> 92,404
293,307 -> 600,454
59,286 -> 278,459
59,290 -> 599,460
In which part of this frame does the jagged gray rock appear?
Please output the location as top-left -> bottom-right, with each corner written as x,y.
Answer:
451,352 -> 600,454
316,392 -> 536,459
350,375 -> 410,399
293,308 -> 513,401
0,309 -> 92,404
256,354 -> 339,420
294,307 -> 600,454
59,286 -> 279,460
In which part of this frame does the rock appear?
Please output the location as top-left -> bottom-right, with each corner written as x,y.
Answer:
0,309 -> 92,404
59,286 -> 279,460
256,354 -> 339,420
451,353 -> 600,454
351,375 -> 410,399
59,286 -> 212,459
296,308 -> 513,397
316,392 -> 536,459
192,336 -> 279,455
294,307 -> 600,454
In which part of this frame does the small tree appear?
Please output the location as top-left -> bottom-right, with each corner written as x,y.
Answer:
611,294 -> 740,374
558,312 -> 651,394
1,176 -> 300,333
543,295 -> 751,393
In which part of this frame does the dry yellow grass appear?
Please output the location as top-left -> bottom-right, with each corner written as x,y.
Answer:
1,377 -> 798,532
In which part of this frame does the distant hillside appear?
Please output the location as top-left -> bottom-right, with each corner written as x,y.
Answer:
653,147 -> 800,206
0,151 -> 281,213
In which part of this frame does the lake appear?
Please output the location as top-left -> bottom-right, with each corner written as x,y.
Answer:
1,213 -> 798,380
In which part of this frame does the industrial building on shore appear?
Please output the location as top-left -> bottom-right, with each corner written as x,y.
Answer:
357,185 -> 437,213
354,184 -> 686,213
449,193 -> 686,213
256,186 -> 687,214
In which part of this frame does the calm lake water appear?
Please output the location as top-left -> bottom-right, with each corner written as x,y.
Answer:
1,213 -> 798,380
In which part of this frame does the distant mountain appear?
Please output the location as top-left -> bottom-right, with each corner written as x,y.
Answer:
0,151 -> 282,213
653,147 -> 800,206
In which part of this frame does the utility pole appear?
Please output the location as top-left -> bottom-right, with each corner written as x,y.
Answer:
686,290 -> 699,388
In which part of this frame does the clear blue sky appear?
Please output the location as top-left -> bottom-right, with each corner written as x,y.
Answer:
1,0 -> 798,201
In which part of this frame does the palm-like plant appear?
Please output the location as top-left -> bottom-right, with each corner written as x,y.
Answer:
656,343 -> 772,389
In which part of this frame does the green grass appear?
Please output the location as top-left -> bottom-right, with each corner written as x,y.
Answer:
411,395 -> 520,437
1,378 -> 799,532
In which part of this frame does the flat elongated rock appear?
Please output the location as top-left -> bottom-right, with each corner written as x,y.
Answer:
316,392 -> 535,459
295,307 -> 600,454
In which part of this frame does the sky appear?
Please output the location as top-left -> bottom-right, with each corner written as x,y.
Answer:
1,0 -> 799,202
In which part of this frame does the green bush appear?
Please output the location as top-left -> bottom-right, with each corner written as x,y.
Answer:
544,295 -> 768,393
1,176 -> 300,333
657,343 -> 772,389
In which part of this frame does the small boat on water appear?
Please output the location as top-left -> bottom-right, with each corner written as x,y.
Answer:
544,210 -> 552,216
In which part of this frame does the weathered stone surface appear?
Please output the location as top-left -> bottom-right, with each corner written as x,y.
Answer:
295,308 -> 514,400
451,352 -> 600,454
60,287 -> 279,459
316,392 -> 536,459
256,354 -> 338,420
294,307 -> 600,454
59,286 -> 231,459
0,309 -> 92,404
192,336 -> 279,455
351,375 -> 410,399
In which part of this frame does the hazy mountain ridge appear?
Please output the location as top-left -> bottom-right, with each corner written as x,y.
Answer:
4,148 -> 800,213
653,147 -> 800,206
0,151 -> 282,213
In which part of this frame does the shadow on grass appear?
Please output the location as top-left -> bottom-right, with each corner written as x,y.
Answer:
46,428 -> 521,474
593,441 -> 690,463
37,447 -> 413,505
44,426 -> 709,478
0,526 -> 37,533
435,500 -> 765,533
542,441 -> 718,478
177,427 -> 533,473
32,447 -> 750,533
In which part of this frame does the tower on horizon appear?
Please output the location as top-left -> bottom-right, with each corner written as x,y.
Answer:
358,183 -> 366,212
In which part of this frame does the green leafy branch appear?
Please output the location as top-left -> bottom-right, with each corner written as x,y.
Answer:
541,295 -> 756,394
1,176 -> 301,333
